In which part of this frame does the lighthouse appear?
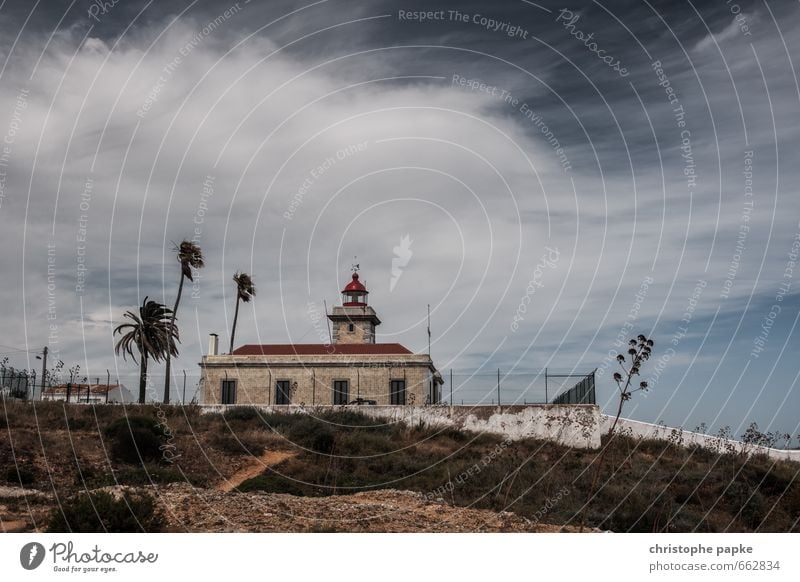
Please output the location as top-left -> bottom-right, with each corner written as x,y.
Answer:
200,266 -> 443,406
327,268 -> 381,344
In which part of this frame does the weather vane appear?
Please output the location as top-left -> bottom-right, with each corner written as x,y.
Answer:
352,257 -> 359,273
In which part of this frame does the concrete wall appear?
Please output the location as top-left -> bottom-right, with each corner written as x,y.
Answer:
600,415 -> 800,463
196,403 -> 800,460
200,404 -> 602,449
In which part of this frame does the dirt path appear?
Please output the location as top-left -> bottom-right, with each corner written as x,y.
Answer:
1,519 -> 30,533
216,450 -> 296,492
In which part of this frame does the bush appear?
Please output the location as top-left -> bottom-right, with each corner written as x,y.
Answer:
311,429 -> 335,455
436,426 -> 470,443
104,416 -> 165,464
5,465 -> 35,486
316,410 -> 396,434
726,482 -> 766,530
209,429 -> 267,455
335,431 -> 393,455
287,416 -> 335,453
47,490 -> 166,532
257,412 -> 301,432
67,416 -> 91,431
238,474 -> 319,496
223,407 -> 263,423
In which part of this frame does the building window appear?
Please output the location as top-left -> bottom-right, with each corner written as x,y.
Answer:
333,380 -> 349,405
348,323 -> 354,332
275,380 -> 291,405
390,380 -> 406,405
221,380 -> 237,405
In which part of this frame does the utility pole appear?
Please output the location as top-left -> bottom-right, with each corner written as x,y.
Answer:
182,370 -> 187,405
39,346 -> 48,401
106,370 -> 110,404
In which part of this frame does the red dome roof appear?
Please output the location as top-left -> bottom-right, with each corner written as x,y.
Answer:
342,272 -> 368,294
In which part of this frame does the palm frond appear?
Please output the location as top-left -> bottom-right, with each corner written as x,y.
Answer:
175,240 -> 204,281
114,296 -> 179,364
233,271 -> 256,302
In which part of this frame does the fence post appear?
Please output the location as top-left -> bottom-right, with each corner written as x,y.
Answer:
545,368 -> 548,403
450,368 -> 453,407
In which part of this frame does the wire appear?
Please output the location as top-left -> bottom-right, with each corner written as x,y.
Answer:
0,344 -> 40,353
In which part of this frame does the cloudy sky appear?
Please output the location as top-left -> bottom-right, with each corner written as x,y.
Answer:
0,0 -> 798,437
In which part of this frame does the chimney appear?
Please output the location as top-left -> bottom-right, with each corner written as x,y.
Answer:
208,333 -> 219,356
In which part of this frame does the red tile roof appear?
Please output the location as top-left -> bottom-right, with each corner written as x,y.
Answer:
231,343 -> 413,356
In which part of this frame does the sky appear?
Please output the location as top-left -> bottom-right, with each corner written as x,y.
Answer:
0,0 -> 798,438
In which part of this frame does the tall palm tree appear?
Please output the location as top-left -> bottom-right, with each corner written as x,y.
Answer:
115,297 -> 178,404
163,240 -> 204,404
229,272 -> 256,353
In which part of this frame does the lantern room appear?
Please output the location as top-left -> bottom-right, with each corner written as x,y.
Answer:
341,272 -> 368,306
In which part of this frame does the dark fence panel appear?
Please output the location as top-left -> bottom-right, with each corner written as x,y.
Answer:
550,371 -> 596,405
0,366 -> 32,399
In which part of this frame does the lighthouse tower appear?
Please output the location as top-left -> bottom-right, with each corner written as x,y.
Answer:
328,268 -> 381,344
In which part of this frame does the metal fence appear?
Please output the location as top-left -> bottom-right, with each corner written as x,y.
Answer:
0,366 -> 32,399
0,366 -> 203,404
444,368 -> 596,406
549,370 -> 596,405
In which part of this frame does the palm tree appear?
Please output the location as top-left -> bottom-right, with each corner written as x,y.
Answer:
229,272 -> 256,353
163,240 -> 204,404
115,297 -> 178,404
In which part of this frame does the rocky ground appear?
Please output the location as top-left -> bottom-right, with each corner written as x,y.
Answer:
1,440 -> 586,533
155,483 -> 576,532
0,485 -> 52,532
0,482 -> 580,533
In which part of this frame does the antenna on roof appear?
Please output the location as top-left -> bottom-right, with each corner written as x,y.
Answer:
323,299 -> 333,344
427,304 -> 431,356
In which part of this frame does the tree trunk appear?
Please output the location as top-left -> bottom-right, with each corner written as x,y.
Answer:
229,294 -> 241,354
163,273 -> 185,404
139,355 -> 148,404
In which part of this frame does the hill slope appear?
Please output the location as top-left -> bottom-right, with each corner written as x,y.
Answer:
1,403 -> 798,532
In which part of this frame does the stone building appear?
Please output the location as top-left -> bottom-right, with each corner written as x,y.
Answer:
200,270 -> 444,406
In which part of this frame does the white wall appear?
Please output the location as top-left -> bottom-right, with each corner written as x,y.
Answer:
599,415 -> 800,463
201,404 -> 601,449
198,404 -> 800,461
